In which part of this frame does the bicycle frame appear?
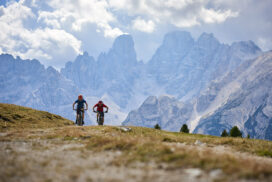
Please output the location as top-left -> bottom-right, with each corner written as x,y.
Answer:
94,111 -> 106,126
97,112 -> 104,125
75,109 -> 84,126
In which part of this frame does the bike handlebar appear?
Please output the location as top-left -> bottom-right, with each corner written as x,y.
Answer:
93,111 -> 108,113
73,108 -> 87,111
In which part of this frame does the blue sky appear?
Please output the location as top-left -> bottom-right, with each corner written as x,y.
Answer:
0,0 -> 271,68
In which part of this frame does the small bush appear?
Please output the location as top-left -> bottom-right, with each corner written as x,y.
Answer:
221,129 -> 229,137
229,126 -> 242,137
154,124 -> 161,130
257,150 -> 272,157
180,124 -> 189,133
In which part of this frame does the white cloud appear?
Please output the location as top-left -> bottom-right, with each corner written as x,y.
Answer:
21,28 -> 82,59
200,8 -> 239,24
132,17 -> 155,33
0,0 -> 82,68
0,0 -> 126,68
38,0 -> 124,38
108,0 -> 239,29
0,0 -> 271,67
100,23 -> 124,38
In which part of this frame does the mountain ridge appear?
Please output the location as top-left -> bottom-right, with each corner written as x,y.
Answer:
124,51 -> 272,140
0,31 -> 265,139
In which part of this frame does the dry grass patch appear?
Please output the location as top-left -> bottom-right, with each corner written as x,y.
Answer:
135,129 -> 272,158
1,116 -> 272,181
0,103 -> 73,131
62,126 -> 272,179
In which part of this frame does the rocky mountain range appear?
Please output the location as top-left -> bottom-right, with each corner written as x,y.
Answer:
194,51 -> 272,139
123,95 -> 193,131
1,31 -> 270,139
124,51 -> 272,140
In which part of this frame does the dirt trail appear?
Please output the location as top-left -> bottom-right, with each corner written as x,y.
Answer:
0,139 -> 217,182
167,141 -> 272,167
0,127 -> 271,182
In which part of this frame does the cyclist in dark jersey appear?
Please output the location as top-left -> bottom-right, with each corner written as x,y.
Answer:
73,95 -> 88,124
93,100 -> 108,123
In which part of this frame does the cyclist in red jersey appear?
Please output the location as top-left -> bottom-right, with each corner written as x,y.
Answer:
93,100 -> 108,124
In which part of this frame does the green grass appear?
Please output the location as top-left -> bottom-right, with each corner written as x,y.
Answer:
257,150 -> 272,157
0,103 -> 73,130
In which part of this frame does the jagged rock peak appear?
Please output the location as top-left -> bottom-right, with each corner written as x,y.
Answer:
46,66 -> 58,74
71,51 -> 95,66
112,34 -> 135,53
231,40 -> 262,53
0,53 -> 15,60
82,51 -> 89,57
197,32 -> 219,43
196,32 -> 220,49
143,96 -> 158,105
162,31 -> 194,46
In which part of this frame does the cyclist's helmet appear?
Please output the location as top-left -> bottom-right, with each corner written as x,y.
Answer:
78,95 -> 83,100
98,100 -> 103,104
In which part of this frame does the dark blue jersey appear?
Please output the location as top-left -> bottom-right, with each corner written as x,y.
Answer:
75,99 -> 86,109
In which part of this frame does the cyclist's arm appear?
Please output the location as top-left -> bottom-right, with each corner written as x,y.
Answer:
72,102 -> 76,110
85,102 -> 88,110
93,104 -> 97,112
104,104 -> 109,112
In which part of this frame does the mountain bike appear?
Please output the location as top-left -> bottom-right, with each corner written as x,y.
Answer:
74,108 -> 86,126
94,111 -> 107,125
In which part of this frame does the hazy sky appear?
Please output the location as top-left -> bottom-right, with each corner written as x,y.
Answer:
0,0 -> 271,68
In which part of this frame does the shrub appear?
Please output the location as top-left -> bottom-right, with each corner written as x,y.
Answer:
154,124 -> 161,130
221,129 -> 229,137
229,126 -> 242,137
180,124 -> 189,133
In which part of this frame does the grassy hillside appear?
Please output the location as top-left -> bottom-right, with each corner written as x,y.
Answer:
0,103 -> 73,130
0,103 -> 272,182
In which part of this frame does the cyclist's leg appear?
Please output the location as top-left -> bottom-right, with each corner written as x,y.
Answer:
76,109 -> 80,124
82,109 -> 85,121
100,111 -> 104,125
82,109 -> 85,125
80,111 -> 83,125
97,111 -> 101,125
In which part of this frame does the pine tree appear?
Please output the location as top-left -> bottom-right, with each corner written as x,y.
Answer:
221,129 -> 228,137
180,124 -> 189,133
154,124 -> 161,130
229,126 -> 242,137
247,134 -> 250,139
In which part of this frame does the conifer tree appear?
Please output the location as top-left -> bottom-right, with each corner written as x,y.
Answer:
221,129 -> 228,137
154,124 -> 161,130
229,126 -> 242,137
180,124 -> 189,133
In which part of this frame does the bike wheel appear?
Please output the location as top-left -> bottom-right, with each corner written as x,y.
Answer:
79,112 -> 83,126
98,115 -> 103,126
75,113 -> 78,125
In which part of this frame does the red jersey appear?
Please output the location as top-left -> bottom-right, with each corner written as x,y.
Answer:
94,103 -> 108,112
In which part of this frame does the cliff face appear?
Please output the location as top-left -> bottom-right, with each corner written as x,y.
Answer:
123,51 -> 272,140
194,52 -> 272,140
